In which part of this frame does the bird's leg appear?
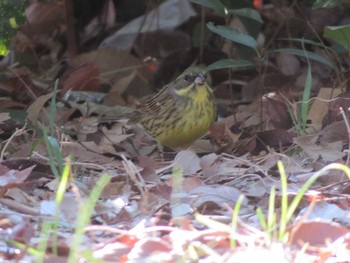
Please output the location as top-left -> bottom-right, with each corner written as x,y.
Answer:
157,142 -> 165,162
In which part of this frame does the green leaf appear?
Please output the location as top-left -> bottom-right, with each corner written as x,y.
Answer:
0,0 -> 26,55
190,0 -> 226,15
205,59 -> 254,71
312,0 -> 342,9
277,38 -> 326,48
324,25 -> 350,52
228,8 -> 263,23
6,109 -> 27,123
273,48 -> 336,69
207,22 -> 258,50
300,53 -> 312,133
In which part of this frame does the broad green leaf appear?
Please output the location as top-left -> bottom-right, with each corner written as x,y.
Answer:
190,0 -> 226,15
273,48 -> 336,69
0,0 -> 26,55
205,59 -> 254,71
207,22 -> 258,50
312,0 -> 342,9
6,109 -> 27,123
324,25 -> 350,52
228,8 -> 263,23
277,38 -> 326,48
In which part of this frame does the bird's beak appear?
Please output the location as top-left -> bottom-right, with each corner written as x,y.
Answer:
194,73 -> 206,85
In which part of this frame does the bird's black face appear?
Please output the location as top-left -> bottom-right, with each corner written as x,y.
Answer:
176,68 -> 207,90
183,68 -> 206,85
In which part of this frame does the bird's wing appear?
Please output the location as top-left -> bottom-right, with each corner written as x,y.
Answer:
143,85 -> 173,116
127,84 -> 173,124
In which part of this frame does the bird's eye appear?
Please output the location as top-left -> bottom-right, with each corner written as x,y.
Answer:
184,74 -> 194,82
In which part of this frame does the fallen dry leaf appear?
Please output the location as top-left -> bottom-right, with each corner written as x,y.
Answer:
308,87 -> 342,126
294,136 -> 345,162
0,165 -> 35,187
289,220 -> 348,250
189,184 -> 247,210
26,92 -> 54,124
173,150 -> 201,175
59,62 -> 100,94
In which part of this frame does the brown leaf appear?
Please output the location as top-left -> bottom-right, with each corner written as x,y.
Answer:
289,220 -> 348,249
189,185 -> 247,210
60,62 -> 100,93
26,92 -> 54,124
60,141 -> 123,165
24,2 -> 64,35
262,96 -> 292,130
209,119 -> 239,147
104,70 -> 138,106
200,153 -> 249,181
149,183 -> 172,201
137,156 -> 161,183
254,129 -> 294,153
322,91 -> 350,126
0,165 -> 35,187
68,48 -> 149,85
242,73 -> 296,102
308,88 -> 342,126
294,136 -> 345,162
128,237 -> 172,260
318,120 -> 348,145
1,67 -> 38,103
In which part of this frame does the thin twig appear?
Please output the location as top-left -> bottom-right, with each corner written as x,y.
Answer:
1,125 -> 28,161
339,107 -> 350,166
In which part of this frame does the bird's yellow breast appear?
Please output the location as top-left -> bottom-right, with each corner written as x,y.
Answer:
156,84 -> 216,148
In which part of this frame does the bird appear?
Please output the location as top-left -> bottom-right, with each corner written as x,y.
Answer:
129,67 -> 216,149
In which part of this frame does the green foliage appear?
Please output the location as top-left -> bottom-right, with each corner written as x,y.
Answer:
324,25 -> 350,53
194,0 -> 342,138
312,0 -> 343,9
42,80 -> 64,177
299,58 -> 312,134
275,38 -> 341,69
230,195 -> 245,249
190,0 -> 226,15
42,128 -> 64,178
0,239 -> 41,257
7,109 -> 28,123
2,161 -> 110,262
194,0 -> 346,138
207,22 -> 258,51
256,186 -> 277,244
191,0 -> 262,71
228,8 -> 263,23
196,162 -> 350,246
273,48 -> 336,69
35,158 -> 71,262
69,175 -> 110,262
283,46 -> 313,136
171,166 -> 184,212
257,161 -> 350,243
0,0 -> 26,55
193,0 -> 342,74
205,58 -> 253,71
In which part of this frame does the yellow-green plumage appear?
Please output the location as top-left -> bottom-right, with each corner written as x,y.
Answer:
130,67 -> 216,148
